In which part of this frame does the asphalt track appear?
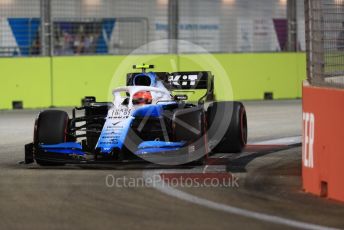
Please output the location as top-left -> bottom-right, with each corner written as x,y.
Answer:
0,100 -> 344,230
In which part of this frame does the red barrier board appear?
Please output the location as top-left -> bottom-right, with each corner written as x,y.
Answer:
303,84 -> 344,202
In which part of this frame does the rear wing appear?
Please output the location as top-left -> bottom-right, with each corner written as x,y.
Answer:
168,71 -> 212,89
127,71 -> 214,102
168,71 -> 214,102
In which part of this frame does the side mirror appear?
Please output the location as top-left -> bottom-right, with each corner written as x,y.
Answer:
82,96 -> 96,106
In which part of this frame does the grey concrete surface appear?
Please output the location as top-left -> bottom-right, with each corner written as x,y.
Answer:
244,100 -> 302,142
0,100 -> 343,230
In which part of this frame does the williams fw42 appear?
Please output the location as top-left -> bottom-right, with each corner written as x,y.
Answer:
25,64 -> 247,166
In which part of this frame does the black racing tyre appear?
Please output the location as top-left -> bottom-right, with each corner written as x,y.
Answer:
207,101 -> 247,153
35,110 -> 69,166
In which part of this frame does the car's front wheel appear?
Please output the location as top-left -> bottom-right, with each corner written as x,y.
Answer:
35,110 -> 69,166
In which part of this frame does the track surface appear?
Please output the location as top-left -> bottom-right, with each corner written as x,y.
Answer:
0,100 -> 343,230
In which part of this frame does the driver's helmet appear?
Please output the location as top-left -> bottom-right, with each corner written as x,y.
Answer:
132,91 -> 152,105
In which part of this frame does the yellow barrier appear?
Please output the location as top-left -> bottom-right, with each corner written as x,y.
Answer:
0,57 -> 51,109
0,53 -> 306,109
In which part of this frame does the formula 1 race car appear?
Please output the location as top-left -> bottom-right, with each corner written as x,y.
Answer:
25,64 -> 247,166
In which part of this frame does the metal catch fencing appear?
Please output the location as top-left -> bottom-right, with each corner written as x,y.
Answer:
305,0 -> 344,88
0,0 -> 306,56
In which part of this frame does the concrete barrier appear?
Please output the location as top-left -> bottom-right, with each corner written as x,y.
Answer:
0,57 -> 51,109
302,83 -> 344,202
0,53 -> 306,109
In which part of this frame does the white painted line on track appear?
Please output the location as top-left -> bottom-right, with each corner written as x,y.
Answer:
202,155 -> 226,173
143,171 -> 339,230
143,136 -> 337,230
250,136 -> 302,146
201,165 -> 226,173
202,165 -> 209,173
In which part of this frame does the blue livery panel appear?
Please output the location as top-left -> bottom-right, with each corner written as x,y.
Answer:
96,107 -> 133,153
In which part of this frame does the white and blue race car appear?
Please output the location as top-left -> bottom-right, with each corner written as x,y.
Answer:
25,64 -> 247,166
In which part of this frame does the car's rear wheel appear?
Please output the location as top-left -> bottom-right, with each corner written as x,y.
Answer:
35,110 -> 69,166
207,101 -> 247,153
